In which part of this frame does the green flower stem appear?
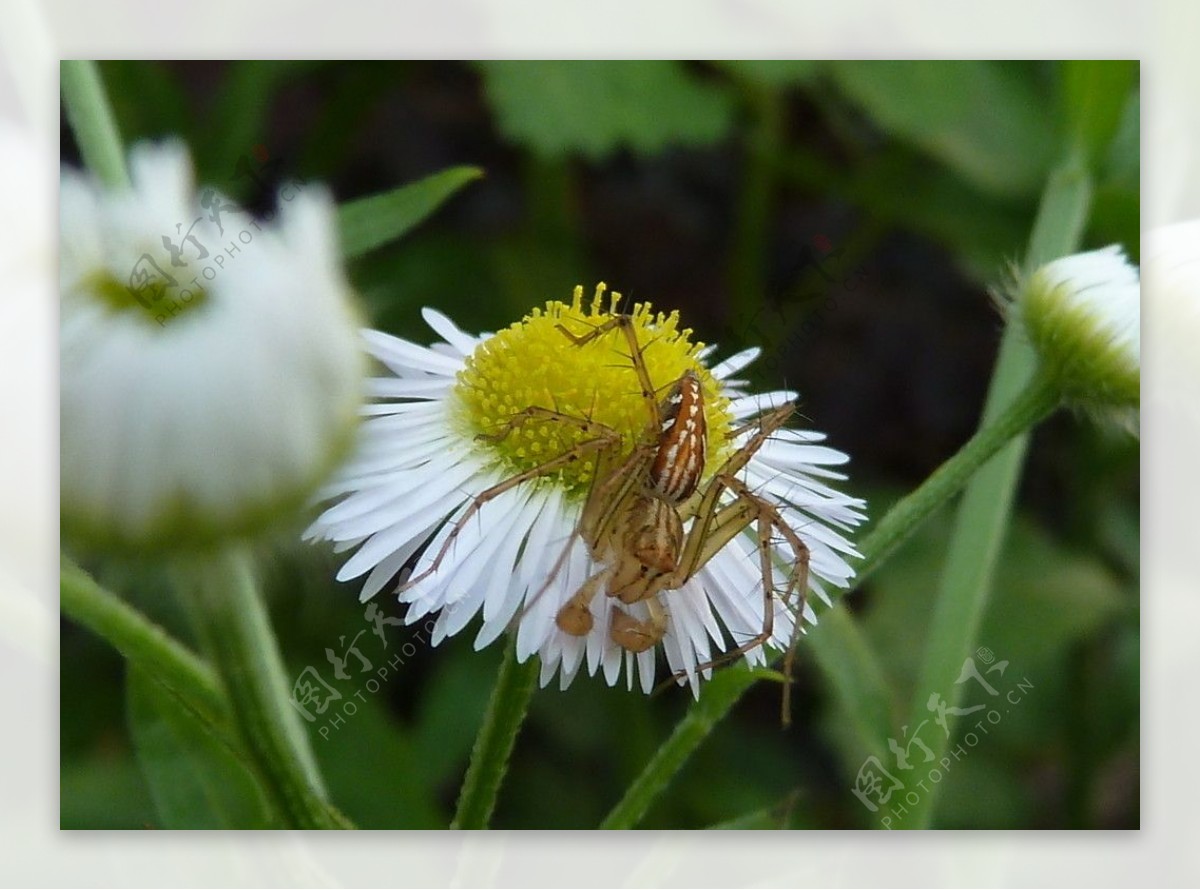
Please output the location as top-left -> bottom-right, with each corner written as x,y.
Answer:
853,372 -> 1062,587
181,547 -> 349,830
452,641 -> 540,829
60,60 -> 129,188
60,557 -> 228,734
889,155 -> 1092,831
601,667 -> 763,830
599,370 -> 1063,830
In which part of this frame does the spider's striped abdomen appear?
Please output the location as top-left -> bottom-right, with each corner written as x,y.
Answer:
648,370 -> 707,504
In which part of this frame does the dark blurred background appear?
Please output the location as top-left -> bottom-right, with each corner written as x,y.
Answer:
61,60 -> 1139,829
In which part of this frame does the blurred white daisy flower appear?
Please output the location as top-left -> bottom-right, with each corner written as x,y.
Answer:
307,285 -> 865,695
1144,220 -> 1200,416
1019,245 -> 1140,415
60,140 -> 366,551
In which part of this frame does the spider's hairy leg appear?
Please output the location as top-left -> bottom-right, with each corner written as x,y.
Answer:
651,397 -> 811,720
673,473 -> 811,725
610,597 -> 668,653
555,312 -> 661,431
475,405 -> 620,446
398,432 -> 617,593
555,568 -> 610,636
718,401 -> 798,477
723,474 -> 811,725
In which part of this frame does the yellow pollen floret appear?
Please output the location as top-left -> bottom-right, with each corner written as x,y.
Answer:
453,283 -> 734,497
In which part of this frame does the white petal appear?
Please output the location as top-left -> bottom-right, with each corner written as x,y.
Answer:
422,307 -> 480,356
710,346 -> 760,380
362,328 -> 465,376
728,391 -> 798,418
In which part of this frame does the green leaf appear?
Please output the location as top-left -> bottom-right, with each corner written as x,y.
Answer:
979,520 -> 1128,667
807,605 -> 896,766
828,61 -> 1057,197
99,61 -> 192,144
705,793 -> 799,829
928,751 -> 1034,829
1088,92 -> 1139,260
718,60 -> 822,87
60,60 -> 129,188
338,166 -> 484,260
60,750 -> 157,829
127,667 -> 279,829
1102,92 -> 1139,189
864,507 -> 1127,689
60,557 -> 231,737
479,61 -> 735,160
311,691 -> 444,828
1061,60 -> 1138,166
199,61 -> 321,183
410,649 -> 495,789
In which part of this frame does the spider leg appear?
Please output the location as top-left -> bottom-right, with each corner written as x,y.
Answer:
718,402 -> 797,477
555,568 -> 611,636
673,472 -> 811,725
610,597 -> 668,653
556,312 -> 661,431
398,431 -> 618,593
475,405 -> 619,445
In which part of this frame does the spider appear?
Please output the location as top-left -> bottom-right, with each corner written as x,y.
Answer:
401,310 -> 812,719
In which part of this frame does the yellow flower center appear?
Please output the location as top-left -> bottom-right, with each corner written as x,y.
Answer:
454,283 -> 734,497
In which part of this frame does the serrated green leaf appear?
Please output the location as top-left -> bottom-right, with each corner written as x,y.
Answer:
127,667 -> 279,829
479,61 -> 735,160
338,166 -> 483,260
828,61 -> 1057,197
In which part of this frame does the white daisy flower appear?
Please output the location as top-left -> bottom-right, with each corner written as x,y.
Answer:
307,285 -> 866,695
1019,245 -> 1140,413
1144,220 -> 1200,417
60,140 -> 365,551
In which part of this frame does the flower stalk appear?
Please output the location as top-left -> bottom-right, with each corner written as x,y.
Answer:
60,557 -> 229,734
179,546 -> 351,830
452,642 -> 540,829
60,60 -> 129,188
